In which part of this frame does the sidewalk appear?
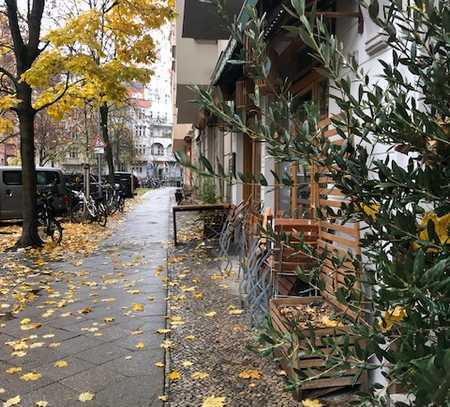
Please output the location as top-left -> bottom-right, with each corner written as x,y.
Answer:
165,215 -> 297,407
0,188 -> 173,407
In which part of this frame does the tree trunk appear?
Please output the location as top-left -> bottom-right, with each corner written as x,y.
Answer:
17,109 -> 41,247
99,103 -> 114,185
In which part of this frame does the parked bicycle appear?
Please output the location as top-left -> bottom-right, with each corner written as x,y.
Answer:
70,190 -> 108,227
37,190 -> 63,244
142,176 -> 161,189
104,183 -> 125,216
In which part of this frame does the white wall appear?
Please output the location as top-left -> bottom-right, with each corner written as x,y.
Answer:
176,0 -> 219,86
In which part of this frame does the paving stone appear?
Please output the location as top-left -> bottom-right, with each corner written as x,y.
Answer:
100,349 -> 163,377
52,335 -> 104,356
37,355 -> 95,381
61,364 -> 126,392
19,382 -> 103,407
94,376 -> 163,407
112,331 -> 161,351
10,347 -> 64,369
0,369 -> 56,396
75,341 -> 129,365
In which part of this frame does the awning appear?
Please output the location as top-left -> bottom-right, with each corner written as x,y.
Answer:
182,0 -> 245,40
210,0 -> 259,85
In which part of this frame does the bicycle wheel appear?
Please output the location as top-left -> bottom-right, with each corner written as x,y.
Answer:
48,219 -> 63,244
118,196 -> 125,213
71,202 -> 84,223
37,217 -> 50,243
109,198 -> 119,215
97,204 -> 108,227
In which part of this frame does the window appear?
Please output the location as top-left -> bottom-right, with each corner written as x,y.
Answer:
68,149 -> 78,159
3,170 -> 60,186
37,171 -> 60,185
151,143 -> 164,156
3,171 -> 21,185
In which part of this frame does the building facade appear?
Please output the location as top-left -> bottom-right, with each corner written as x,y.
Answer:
174,0 -> 416,397
129,23 -> 181,182
171,0 -> 244,186
0,135 -> 19,166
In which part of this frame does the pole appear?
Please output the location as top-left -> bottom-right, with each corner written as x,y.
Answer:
97,153 -> 102,196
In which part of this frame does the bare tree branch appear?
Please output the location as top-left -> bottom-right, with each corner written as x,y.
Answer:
0,65 -> 17,84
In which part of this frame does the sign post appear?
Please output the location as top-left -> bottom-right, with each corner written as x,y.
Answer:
94,137 -> 105,196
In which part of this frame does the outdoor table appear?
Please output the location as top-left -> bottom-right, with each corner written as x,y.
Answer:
172,203 -> 231,245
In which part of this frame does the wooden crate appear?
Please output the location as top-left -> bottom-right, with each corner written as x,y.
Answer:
270,296 -> 367,399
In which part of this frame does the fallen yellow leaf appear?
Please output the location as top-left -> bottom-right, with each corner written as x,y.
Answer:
4,395 -> 21,407
202,396 -> 226,407
54,360 -> 68,368
321,316 -> 343,328
158,395 -> 168,401
131,303 -> 144,312
239,369 -> 262,380
6,367 -> 22,374
36,401 -> 49,407
155,362 -> 165,368
167,370 -> 181,381
228,309 -> 243,316
20,371 -> 42,381
160,339 -> 173,349
204,311 -> 217,318
21,322 -> 42,331
303,399 -> 323,407
30,342 -> 45,349
191,371 -> 209,380
182,360 -> 193,368
79,392 -> 95,402
135,342 -> 145,350
156,328 -> 171,334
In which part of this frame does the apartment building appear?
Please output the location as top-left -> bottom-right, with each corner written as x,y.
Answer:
0,135 -> 19,166
171,0 -> 244,185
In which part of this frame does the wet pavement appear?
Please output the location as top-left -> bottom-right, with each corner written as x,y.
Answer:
0,188 -> 173,406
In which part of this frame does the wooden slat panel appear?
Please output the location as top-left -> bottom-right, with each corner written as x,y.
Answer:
323,128 -> 337,138
319,199 -> 345,208
319,222 -> 360,238
320,231 -> 360,250
319,188 -> 345,196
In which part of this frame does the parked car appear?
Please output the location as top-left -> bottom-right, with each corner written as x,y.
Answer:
0,166 -> 69,220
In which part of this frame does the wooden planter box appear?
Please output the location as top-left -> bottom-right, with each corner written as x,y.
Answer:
270,296 -> 367,400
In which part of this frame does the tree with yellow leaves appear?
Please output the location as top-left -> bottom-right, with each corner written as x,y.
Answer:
0,0 -> 174,247
0,1 -> 79,247
28,0 -> 175,183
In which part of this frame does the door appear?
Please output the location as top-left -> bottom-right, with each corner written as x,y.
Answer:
0,169 -> 23,220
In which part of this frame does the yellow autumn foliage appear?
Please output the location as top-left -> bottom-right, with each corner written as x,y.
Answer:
378,306 -> 407,332
11,0 -> 174,121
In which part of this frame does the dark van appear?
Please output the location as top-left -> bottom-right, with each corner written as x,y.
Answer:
0,167 -> 68,220
113,172 -> 138,198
